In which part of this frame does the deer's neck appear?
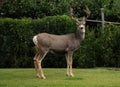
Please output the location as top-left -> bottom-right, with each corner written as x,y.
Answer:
75,29 -> 85,42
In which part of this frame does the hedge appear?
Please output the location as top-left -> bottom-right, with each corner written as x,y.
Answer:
1,0 -> 120,22
0,15 -> 120,68
0,15 -> 75,68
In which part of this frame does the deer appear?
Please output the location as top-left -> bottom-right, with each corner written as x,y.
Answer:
33,5 -> 90,79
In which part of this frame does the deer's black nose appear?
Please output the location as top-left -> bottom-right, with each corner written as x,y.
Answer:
80,27 -> 83,29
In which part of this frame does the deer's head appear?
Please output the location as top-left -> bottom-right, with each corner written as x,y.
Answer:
70,5 -> 90,33
76,17 -> 86,33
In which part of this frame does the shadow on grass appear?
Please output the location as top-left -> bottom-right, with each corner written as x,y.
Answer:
65,77 -> 83,80
0,84 -> 7,87
107,68 -> 120,71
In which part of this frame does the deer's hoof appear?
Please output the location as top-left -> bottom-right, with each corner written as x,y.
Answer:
36,75 -> 41,78
70,73 -> 74,77
66,73 -> 70,76
41,76 -> 46,79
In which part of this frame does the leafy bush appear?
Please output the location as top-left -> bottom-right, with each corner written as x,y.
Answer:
0,15 -> 75,68
74,25 -> 120,68
1,0 -> 69,18
1,0 -> 120,23
0,18 -> 34,67
0,16 -> 120,68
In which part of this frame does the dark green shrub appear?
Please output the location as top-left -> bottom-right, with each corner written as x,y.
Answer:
0,16 -> 120,68
1,0 -> 120,23
73,25 -> 120,68
0,15 -> 76,68
0,18 -> 34,67
1,0 -> 70,18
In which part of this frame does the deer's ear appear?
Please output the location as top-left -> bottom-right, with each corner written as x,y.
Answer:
82,17 -> 86,24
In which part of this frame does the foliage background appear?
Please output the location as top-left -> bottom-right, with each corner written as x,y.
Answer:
0,0 -> 120,68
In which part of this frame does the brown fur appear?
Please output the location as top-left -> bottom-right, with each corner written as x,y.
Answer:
33,6 -> 90,79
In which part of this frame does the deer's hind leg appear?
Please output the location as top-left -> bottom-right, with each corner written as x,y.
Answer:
33,52 -> 40,78
33,46 -> 48,79
36,47 -> 48,79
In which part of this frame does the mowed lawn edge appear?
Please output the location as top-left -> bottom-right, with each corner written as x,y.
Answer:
0,68 -> 120,87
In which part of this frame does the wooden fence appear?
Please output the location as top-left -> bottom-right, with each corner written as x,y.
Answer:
86,8 -> 120,29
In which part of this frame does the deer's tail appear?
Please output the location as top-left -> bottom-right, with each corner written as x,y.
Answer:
33,35 -> 38,46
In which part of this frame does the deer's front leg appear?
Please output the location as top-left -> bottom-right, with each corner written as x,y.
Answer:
69,55 -> 74,77
66,54 -> 70,76
66,52 -> 74,77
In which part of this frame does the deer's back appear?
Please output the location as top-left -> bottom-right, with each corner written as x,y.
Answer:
36,33 -> 80,52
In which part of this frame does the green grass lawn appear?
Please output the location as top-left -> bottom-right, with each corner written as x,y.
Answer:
0,68 -> 120,87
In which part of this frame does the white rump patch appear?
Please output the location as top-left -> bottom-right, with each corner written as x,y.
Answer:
33,36 -> 38,45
